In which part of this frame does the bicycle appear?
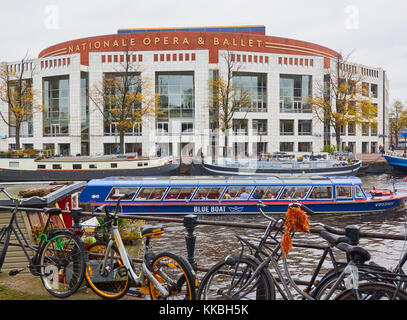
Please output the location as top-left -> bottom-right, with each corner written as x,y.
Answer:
197,201 -> 407,300
84,193 -> 197,300
0,187 -> 87,298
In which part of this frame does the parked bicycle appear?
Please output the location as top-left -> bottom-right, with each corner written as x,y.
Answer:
85,193 -> 197,300
0,188 -> 87,298
197,201 -> 407,300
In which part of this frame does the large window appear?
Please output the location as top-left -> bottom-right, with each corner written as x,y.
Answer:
233,73 -> 267,112
280,120 -> 294,135
43,76 -> 69,136
298,120 -> 312,135
156,72 -> 194,121
103,73 -> 142,136
280,75 -> 311,113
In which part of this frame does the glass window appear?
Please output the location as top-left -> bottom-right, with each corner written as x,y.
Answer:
193,187 -> 224,200
308,186 -> 333,199
250,186 -> 282,200
279,75 -> 311,113
135,187 -> 167,200
222,186 -> 254,200
232,72 -> 267,112
43,76 -> 70,136
355,186 -> 365,198
156,72 -> 194,120
280,186 -> 310,200
106,187 -> 139,201
336,185 -> 352,199
164,187 -> 196,200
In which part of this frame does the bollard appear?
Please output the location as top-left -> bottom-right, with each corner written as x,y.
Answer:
345,225 -> 360,245
184,214 -> 198,268
70,208 -> 83,235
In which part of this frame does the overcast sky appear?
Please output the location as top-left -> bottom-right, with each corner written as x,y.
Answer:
0,0 -> 406,104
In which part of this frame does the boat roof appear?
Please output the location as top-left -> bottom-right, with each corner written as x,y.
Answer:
85,175 -> 362,187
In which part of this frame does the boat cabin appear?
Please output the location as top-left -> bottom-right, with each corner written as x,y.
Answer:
78,175 -> 367,205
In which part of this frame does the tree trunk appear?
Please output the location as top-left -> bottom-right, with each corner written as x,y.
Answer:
119,131 -> 125,154
223,130 -> 229,158
15,124 -> 21,150
335,126 -> 341,151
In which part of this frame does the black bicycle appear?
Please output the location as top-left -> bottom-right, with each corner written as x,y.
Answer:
0,188 -> 87,298
197,201 -> 407,300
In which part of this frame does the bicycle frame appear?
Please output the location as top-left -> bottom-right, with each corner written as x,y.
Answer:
226,202 -> 363,300
106,224 -> 170,297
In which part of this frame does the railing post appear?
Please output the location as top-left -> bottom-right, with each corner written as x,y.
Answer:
70,208 -> 83,235
184,214 -> 198,268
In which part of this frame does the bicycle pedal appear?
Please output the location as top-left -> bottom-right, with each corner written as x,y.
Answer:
117,266 -> 128,277
9,269 -> 22,276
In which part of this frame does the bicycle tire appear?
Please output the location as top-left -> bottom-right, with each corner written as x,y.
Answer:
149,252 -> 197,300
197,255 -> 275,300
85,241 -> 131,300
0,226 -> 11,271
312,264 -> 398,300
38,230 -> 86,298
335,283 -> 407,300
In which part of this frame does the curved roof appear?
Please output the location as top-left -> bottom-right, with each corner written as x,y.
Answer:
38,25 -> 340,66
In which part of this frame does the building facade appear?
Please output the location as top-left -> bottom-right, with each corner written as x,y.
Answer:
0,26 -> 389,157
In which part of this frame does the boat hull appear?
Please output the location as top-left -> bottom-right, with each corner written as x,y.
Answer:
89,196 -> 407,215
0,163 -> 180,181
191,160 -> 362,176
384,155 -> 407,172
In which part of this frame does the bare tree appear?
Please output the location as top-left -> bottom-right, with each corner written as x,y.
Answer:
209,50 -> 252,157
89,49 -> 159,154
0,54 -> 41,150
308,53 -> 377,149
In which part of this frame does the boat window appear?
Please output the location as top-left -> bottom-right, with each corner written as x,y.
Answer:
52,164 -> 62,170
164,187 -> 196,200
73,164 -> 82,170
111,163 -> 118,168
106,187 -> 139,201
37,164 -> 46,169
335,185 -> 352,199
89,164 -> 97,169
308,186 -> 333,199
9,161 -> 19,168
355,186 -> 365,198
280,186 -> 311,200
250,186 -> 282,200
135,187 -> 167,200
193,187 -> 224,200
222,186 -> 254,200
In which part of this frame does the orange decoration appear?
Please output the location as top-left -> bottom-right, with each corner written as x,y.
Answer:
281,206 -> 310,256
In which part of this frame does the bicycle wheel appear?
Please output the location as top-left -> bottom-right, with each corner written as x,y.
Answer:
197,255 -> 275,300
38,230 -> 86,298
149,252 -> 197,300
85,241 -> 131,300
312,265 -> 395,300
335,283 -> 407,300
0,226 -> 11,270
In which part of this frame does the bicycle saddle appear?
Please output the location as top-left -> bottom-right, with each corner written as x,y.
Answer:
141,225 -> 164,238
43,207 -> 62,216
336,242 -> 371,264
319,230 -> 352,245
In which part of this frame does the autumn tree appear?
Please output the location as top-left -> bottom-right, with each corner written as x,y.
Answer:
307,54 -> 377,149
209,50 -> 252,157
89,49 -> 159,154
389,100 -> 407,146
0,55 -> 41,150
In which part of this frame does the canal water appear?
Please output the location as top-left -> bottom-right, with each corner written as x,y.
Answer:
148,172 -> 407,292
2,173 -> 407,296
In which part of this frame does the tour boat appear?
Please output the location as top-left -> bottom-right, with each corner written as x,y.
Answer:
0,155 -> 179,181
191,153 -> 362,177
77,175 -> 407,215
